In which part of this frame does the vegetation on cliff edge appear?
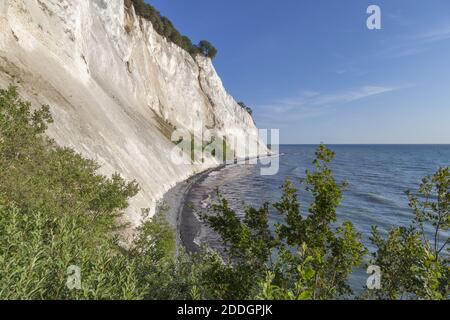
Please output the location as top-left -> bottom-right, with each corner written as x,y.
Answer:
130,0 -> 217,59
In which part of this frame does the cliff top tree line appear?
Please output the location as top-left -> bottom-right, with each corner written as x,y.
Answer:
130,1 -> 254,117
130,0 -> 218,59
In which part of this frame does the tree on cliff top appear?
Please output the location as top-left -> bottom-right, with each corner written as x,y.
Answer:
197,40 -> 218,59
131,0 -> 217,59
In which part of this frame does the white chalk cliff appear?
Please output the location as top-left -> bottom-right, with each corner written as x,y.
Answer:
0,0 -> 266,234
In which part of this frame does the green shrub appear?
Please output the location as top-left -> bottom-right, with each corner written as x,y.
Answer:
197,40 -> 218,59
0,86 -> 144,299
200,145 -> 366,299
199,145 -> 449,300
0,86 -> 183,299
366,167 -> 450,300
0,200 -> 146,299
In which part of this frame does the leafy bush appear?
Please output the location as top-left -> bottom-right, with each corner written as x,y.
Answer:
366,167 -> 450,299
0,86 -> 186,299
200,145 -> 366,299
197,40 -> 218,59
130,0 -> 217,59
199,145 -> 449,300
0,86 -> 137,298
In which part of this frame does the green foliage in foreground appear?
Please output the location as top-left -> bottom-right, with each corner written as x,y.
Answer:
0,86 -> 448,300
201,145 -> 367,299
130,0 -> 217,59
0,87 -> 188,299
365,167 -> 450,299
200,145 -> 449,300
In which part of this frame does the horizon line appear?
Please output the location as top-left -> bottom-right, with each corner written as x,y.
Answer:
273,143 -> 450,146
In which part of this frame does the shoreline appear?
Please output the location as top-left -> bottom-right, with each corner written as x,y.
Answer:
162,165 -> 225,251
162,154 -> 276,252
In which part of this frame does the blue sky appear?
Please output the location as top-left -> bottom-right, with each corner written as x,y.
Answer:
148,0 -> 450,144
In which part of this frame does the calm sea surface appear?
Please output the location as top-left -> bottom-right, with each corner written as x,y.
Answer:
181,145 -> 450,292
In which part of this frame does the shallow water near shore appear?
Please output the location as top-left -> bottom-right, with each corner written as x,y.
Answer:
178,145 -> 450,293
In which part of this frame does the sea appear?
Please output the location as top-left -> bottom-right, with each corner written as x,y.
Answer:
180,145 -> 450,293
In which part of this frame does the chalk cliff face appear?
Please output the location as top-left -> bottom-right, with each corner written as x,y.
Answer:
0,0 -> 265,232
